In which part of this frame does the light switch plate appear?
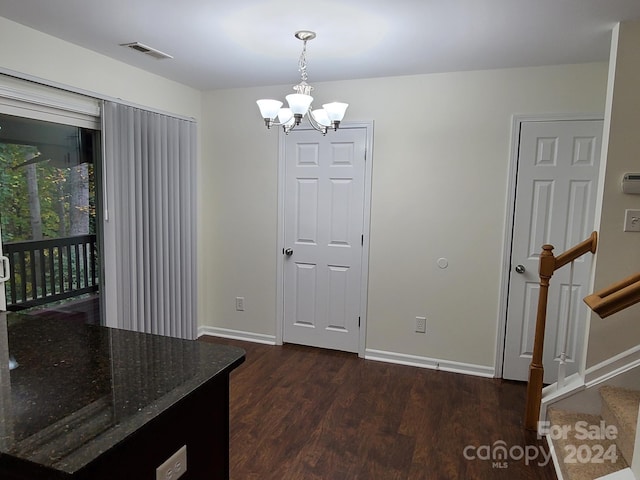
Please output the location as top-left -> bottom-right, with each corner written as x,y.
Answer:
235,296 -> 245,311
624,209 -> 640,232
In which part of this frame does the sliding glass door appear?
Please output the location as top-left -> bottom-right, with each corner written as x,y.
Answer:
0,113 -> 101,323
0,223 -> 7,311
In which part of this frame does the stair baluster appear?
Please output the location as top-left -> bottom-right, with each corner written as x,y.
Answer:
556,258 -> 576,389
524,231 -> 598,431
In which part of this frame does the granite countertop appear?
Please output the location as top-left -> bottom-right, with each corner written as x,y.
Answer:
0,312 -> 245,475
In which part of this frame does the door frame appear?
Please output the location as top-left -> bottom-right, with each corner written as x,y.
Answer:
275,121 -> 374,358
0,223 -> 6,311
0,74 -> 102,315
495,113 -> 604,379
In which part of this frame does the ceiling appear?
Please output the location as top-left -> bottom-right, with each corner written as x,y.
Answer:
1,0 -> 640,91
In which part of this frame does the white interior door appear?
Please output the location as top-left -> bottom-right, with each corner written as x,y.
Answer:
503,119 -> 603,383
282,126 -> 367,353
0,223 -> 7,311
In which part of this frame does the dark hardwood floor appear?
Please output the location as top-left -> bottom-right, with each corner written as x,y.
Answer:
199,337 -> 557,480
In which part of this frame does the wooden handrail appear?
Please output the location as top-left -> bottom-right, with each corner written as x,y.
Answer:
584,272 -> 640,318
524,231 -> 598,431
555,231 -> 598,270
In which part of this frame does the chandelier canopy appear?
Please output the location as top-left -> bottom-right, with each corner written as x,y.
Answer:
256,31 -> 348,135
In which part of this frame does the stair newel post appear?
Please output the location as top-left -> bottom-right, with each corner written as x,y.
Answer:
524,244 -> 556,431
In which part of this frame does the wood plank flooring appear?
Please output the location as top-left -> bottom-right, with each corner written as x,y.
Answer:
199,337 -> 557,480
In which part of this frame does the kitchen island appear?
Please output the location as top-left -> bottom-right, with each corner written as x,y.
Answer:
0,312 -> 245,479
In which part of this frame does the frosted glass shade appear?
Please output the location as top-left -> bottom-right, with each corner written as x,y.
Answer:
323,102 -> 349,122
286,94 -> 313,116
311,109 -> 331,127
278,108 -> 295,127
256,99 -> 283,120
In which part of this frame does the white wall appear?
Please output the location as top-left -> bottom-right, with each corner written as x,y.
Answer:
1,13 -> 620,372
0,16 -> 207,335
201,63 -> 608,369
200,85 -> 281,338
0,17 -> 202,118
587,20 -> 640,367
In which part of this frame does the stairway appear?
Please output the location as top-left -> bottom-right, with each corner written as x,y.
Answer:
548,386 -> 640,480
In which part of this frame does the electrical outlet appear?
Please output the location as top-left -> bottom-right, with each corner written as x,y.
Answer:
235,296 -> 245,311
415,316 -> 426,334
156,445 -> 187,480
624,209 -> 640,232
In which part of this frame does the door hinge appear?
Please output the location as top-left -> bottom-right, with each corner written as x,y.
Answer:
358,316 -> 361,327
361,234 -> 364,246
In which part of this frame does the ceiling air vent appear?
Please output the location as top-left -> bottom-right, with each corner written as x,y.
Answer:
121,42 -> 173,60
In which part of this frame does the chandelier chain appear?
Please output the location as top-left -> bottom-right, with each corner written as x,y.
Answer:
298,40 -> 308,82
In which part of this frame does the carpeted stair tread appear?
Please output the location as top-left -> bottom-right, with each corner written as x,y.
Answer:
547,408 -> 627,480
599,386 -> 640,435
599,386 -> 640,465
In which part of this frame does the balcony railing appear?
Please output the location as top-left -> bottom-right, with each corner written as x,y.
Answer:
4,234 -> 99,311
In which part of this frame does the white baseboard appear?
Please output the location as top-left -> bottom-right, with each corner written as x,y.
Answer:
197,330 -> 494,378
364,348 -> 495,378
585,344 -> 640,386
541,345 -> 640,424
197,326 -> 277,345
540,373 -> 589,419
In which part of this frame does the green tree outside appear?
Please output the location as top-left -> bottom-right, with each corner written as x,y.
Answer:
0,142 -> 95,243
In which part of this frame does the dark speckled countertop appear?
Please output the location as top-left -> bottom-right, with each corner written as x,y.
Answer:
0,312 -> 244,475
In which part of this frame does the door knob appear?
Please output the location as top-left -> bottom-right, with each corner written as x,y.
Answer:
515,264 -> 526,274
284,248 -> 293,256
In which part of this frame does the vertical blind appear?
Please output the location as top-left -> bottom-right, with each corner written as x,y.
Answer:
102,101 -> 197,339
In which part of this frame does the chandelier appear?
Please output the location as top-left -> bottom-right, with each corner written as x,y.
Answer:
256,31 -> 348,135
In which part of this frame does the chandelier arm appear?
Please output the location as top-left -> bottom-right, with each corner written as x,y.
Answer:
263,119 -> 295,134
307,108 -> 328,135
267,118 -> 296,133
267,110 -> 295,128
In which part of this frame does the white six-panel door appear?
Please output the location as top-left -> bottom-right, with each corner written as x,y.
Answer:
503,119 -> 603,383
282,127 -> 367,353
